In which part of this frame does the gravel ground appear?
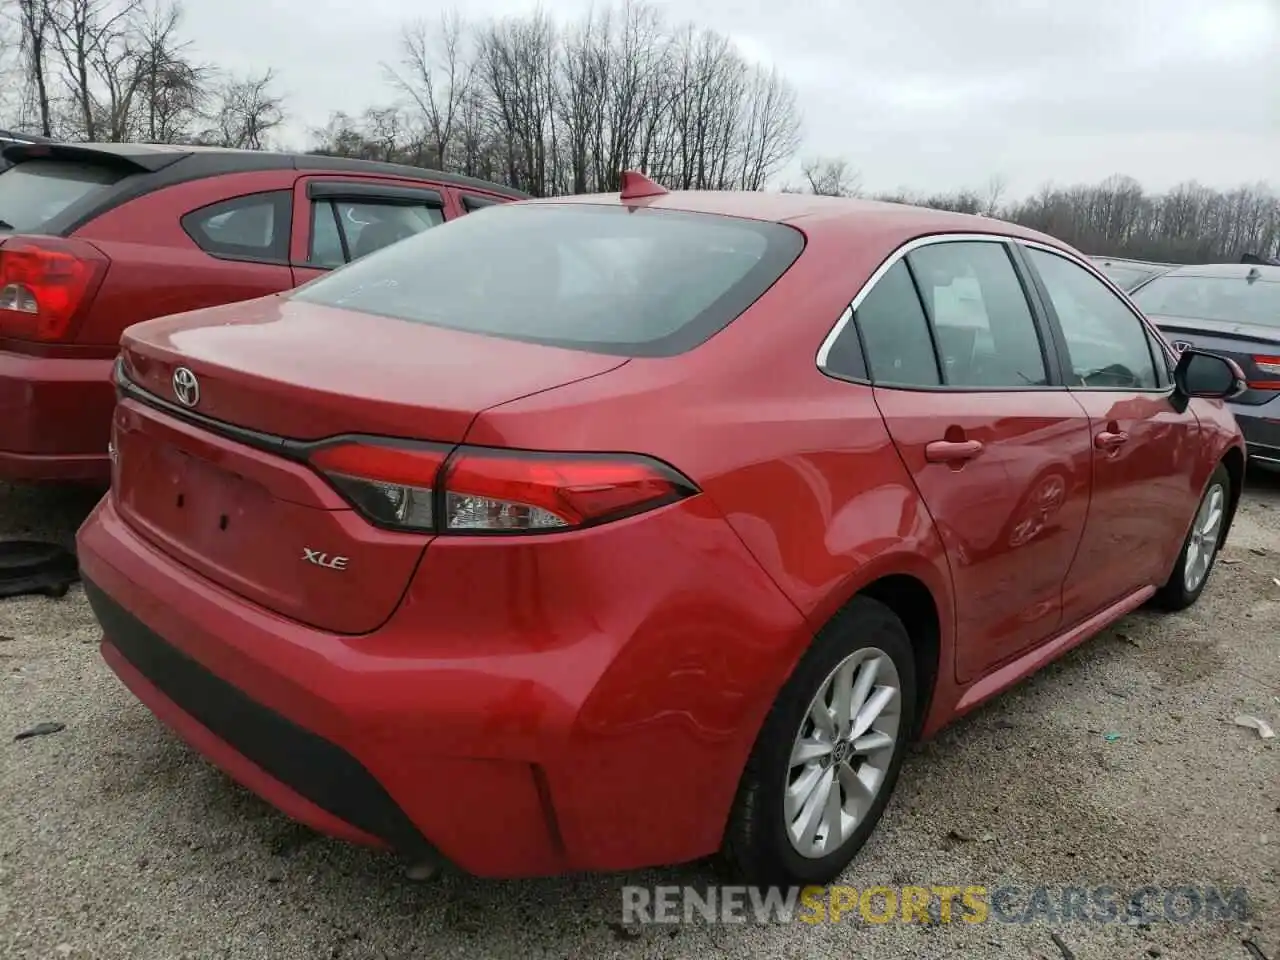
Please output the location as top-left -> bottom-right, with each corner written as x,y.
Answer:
1,475 -> 1277,960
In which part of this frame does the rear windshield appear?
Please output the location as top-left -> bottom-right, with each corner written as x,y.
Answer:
0,159 -> 124,232
289,203 -> 804,356
1132,275 -> 1280,328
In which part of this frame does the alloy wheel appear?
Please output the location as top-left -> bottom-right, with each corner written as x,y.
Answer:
1184,482 -> 1225,592
784,647 -> 902,859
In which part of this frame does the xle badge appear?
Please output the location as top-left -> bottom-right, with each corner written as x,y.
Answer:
302,548 -> 348,571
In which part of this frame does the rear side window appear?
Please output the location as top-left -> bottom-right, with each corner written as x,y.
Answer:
907,241 -> 1049,388
847,261 -> 940,386
181,190 -> 292,263
462,195 -> 501,213
290,204 -> 804,357
0,160 -> 124,232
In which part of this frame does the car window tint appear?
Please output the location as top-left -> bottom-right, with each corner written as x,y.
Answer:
1027,248 -> 1159,389
339,200 -> 444,261
853,260 -> 938,386
0,159 -> 124,232
463,195 -> 500,212
309,201 -> 346,268
907,242 -> 1048,388
181,191 -> 292,262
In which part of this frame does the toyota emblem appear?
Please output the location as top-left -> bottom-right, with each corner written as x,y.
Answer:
172,366 -> 200,407
1171,340 -> 1193,353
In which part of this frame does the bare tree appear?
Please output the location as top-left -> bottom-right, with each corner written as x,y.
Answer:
133,0 -> 208,142
982,173 -> 1007,217
796,156 -> 860,197
15,0 -> 57,136
200,68 -> 283,149
45,0 -> 143,141
386,10 -> 471,170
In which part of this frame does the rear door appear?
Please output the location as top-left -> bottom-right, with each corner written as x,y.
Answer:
842,236 -> 1094,683
290,177 -> 450,283
1019,244 -> 1202,622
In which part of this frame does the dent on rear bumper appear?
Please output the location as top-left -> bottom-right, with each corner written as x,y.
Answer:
77,492 -> 810,876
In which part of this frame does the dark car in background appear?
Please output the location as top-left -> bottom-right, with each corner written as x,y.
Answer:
1131,262 -> 1280,467
0,141 -> 524,484
1088,255 -> 1173,293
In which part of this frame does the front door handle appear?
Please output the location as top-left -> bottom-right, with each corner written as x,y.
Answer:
1094,430 -> 1130,450
925,439 -> 984,463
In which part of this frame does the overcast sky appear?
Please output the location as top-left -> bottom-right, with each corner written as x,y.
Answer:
184,0 -> 1279,197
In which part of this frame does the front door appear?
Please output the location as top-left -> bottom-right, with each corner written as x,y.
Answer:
1020,246 -> 1202,623
854,238 -> 1094,683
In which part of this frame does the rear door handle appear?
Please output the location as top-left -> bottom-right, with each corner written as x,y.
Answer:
1094,430 -> 1129,450
925,439 -> 984,463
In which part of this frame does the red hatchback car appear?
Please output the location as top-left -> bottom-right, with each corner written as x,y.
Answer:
0,142 -> 523,484
78,180 -> 1246,886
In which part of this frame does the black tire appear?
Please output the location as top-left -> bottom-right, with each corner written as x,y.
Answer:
1153,463 -> 1231,611
722,596 -> 916,887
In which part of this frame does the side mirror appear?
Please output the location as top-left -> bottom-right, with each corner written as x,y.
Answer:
1174,349 -> 1247,400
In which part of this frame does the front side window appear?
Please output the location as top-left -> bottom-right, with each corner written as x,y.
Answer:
907,241 -> 1048,388
291,203 -> 804,357
181,191 -> 292,263
1027,248 -> 1159,389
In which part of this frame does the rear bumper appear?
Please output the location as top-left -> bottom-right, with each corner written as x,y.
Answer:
77,492 -> 807,877
0,347 -> 114,482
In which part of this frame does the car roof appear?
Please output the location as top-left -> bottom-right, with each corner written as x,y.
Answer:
524,190 -> 1075,251
1157,262 -> 1280,281
0,140 -> 529,199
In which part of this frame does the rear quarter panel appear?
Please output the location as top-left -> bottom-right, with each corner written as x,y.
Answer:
70,170 -> 298,345
465,217 -> 958,717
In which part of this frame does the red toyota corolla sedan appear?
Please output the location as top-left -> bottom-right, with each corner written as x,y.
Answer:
77,176 -> 1247,886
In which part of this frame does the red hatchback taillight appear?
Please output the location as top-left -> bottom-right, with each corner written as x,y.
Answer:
308,439 -> 699,534
0,236 -> 108,341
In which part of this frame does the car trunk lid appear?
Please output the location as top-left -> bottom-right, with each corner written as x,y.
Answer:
114,295 -> 628,632
1151,314 -> 1280,404
119,294 -> 628,440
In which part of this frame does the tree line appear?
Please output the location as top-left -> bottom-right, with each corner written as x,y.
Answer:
792,161 -> 1280,264
2,0 -> 1276,263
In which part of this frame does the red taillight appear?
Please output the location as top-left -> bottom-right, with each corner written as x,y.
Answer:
0,237 -> 108,341
308,440 -> 449,532
308,440 -> 698,534
1247,355 -> 1280,391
